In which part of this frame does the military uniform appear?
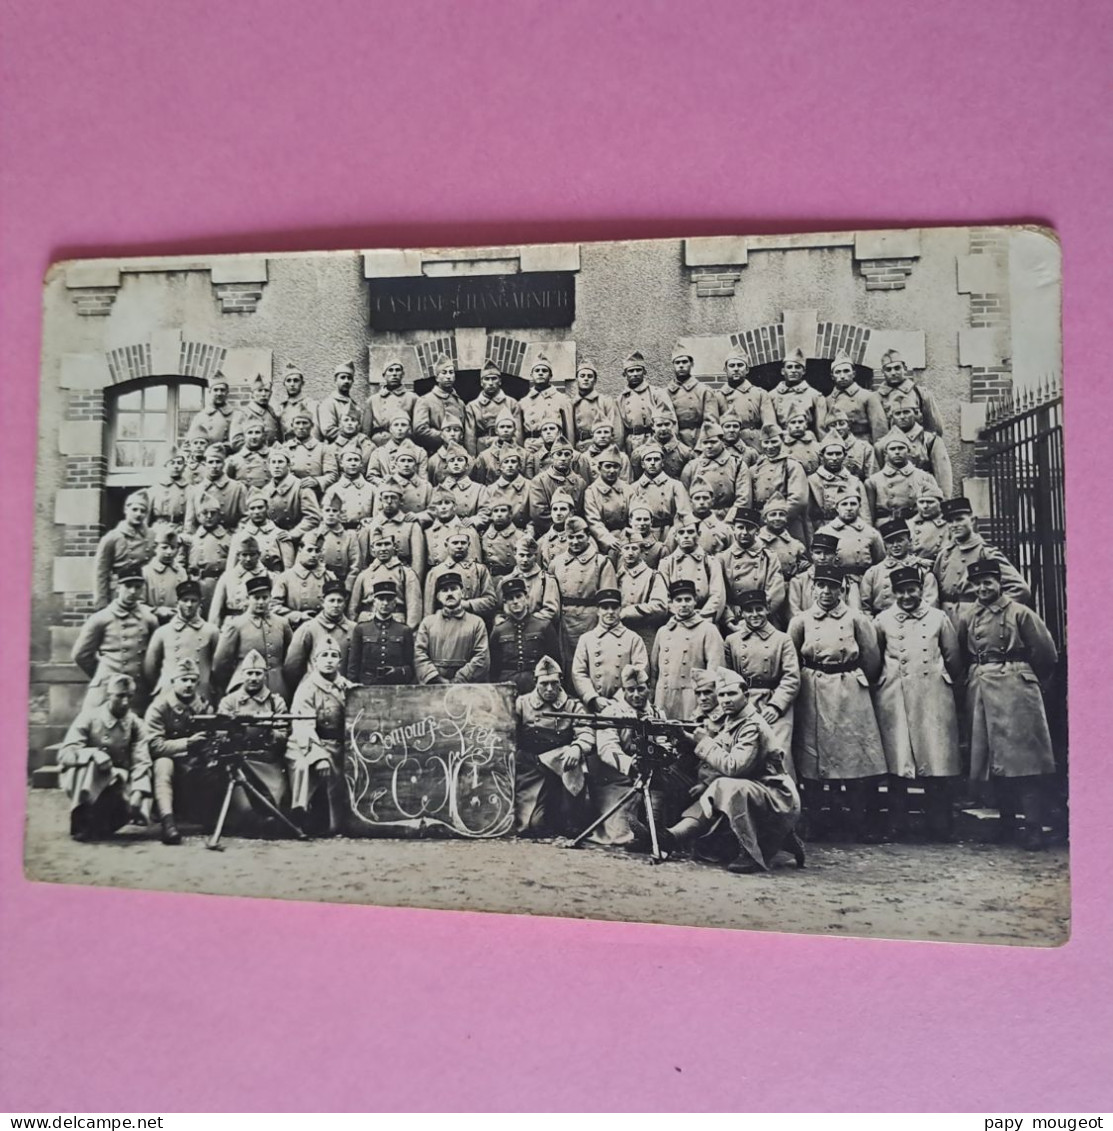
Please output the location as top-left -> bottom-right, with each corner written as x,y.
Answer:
815,517 -> 885,578
279,396 -> 319,440
287,669 -> 353,832
72,600 -> 159,712
466,391 -> 524,454
631,437 -> 693,483
143,613 -> 219,700
657,547 -> 726,622
213,609 -> 293,699
550,548 -> 616,648
186,405 -> 233,446
664,513 -> 732,556
520,386 -> 574,449
414,387 -> 470,453
284,436 -> 329,486
538,524 -> 597,569
323,433 -> 377,481
616,563 -> 669,653
909,513 -> 949,564
874,424 -> 954,496
724,622 -> 801,761
808,466 -> 871,526
782,433 -> 820,476
667,376 -> 721,449
478,475 -> 531,528
214,682 -> 292,825
361,387 -> 417,446
570,623 -> 649,707
424,558 -> 498,621
750,455 -> 809,543
225,447 -> 272,490
471,441 -> 525,487
514,687 -> 593,834
481,523 -> 519,577
207,561 -> 273,623
145,687 -> 214,824
788,563 -> 862,619
148,478 -> 189,527
490,613 -> 562,694
187,525 -> 233,609
769,381 -> 827,435
877,378 -> 944,435
717,543 -> 787,624
497,567 -> 561,625
283,611 -> 356,689
933,534 -> 1031,624
328,474 -> 378,526
143,560 -> 187,619
272,564 -> 334,622
719,382 -> 775,447
413,608 -> 490,683
424,519 -> 482,570
358,512 -> 425,577
651,615 -> 726,720
441,475 -> 485,520
230,521 -> 285,573
377,473 -> 433,520
527,468 -> 587,532
629,472 -> 691,537
572,390 -> 624,447
229,402 -> 281,450
316,391 -> 362,445
307,524 -> 361,588
758,527 -> 809,580
865,463 -> 941,521
94,522 -> 156,609
680,451 -> 752,515
253,475 -> 322,555
345,616 -> 415,685
583,478 -> 632,553
826,384 -> 888,443
860,556 -> 941,615
185,475 -> 247,534
371,438 -> 429,481
616,385 -> 676,456
348,559 -> 423,627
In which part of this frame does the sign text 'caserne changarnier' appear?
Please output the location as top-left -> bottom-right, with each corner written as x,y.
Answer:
368,271 -> 575,330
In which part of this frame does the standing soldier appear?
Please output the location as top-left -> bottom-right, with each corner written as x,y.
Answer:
466,361 -> 524,455
650,580 -> 726,721
253,448 -> 322,568
229,373 -> 281,451
498,535 -> 561,626
438,445 -> 485,520
327,450 -> 378,527
808,435 -> 871,528
186,377 -> 233,446
957,558 -> 1059,850
716,506 -> 787,629
788,531 -> 862,619
208,535 -> 273,625
769,347 -> 826,436
550,518 -> 617,654
213,574 -> 293,699
615,530 -> 669,653
750,425 -> 809,544
149,449 -> 190,529
527,438 -> 588,534
717,349 -> 775,447
782,413 -> 821,476
571,589 -> 649,710
520,354 -> 574,454
58,673 -> 151,842
345,581 -> 415,685
480,502 -> 521,578
361,481 -> 426,580
322,411 -> 376,483
933,496 -> 1031,625
143,579 -> 219,703
536,491 -> 580,568
287,640 -> 353,835
143,529 -> 187,622
371,413 -> 430,482
513,655 -> 594,836
423,490 -> 481,568
423,530 -> 498,621
668,479 -> 731,555
788,564 -> 887,842
822,408 -> 878,481
278,362 -> 318,440
629,443 -> 691,539
571,362 -> 624,449
478,447 -> 531,529
825,350 -> 887,444
184,444 -> 247,534
283,579 -> 356,689
271,534 -> 334,627
617,350 -> 676,456
232,495 -> 286,575
583,449 -> 632,555
757,497 -> 810,582
187,492 -> 233,612
860,519 -> 940,615
225,420 -> 273,490
413,573 -> 490,684
579,421 -> 632,483
666,344 -> 719,449
866,436 -> 942,522
414,356 -> 470,454
908,482 -> 950,565
724,590 -> 800,766
657,513 -> 726,623
874,395 -> 954,497
316,360 -> 361,444
361,357 -> 417,447
489,577 -> 562,694
307,494 -> 361,593
876,349 -> 944,435
348,530 -> 423,628
284,408 -> 330,490
681,421 -> 752,516
815,492 -> 885,581
93,491 -> 155,609
873,565 -> 963,841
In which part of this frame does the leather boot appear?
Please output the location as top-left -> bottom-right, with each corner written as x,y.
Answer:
161,814 -> 182,846
1017,778 -> 1047,851
784,829 -> 806,868
886,777 -> 908,842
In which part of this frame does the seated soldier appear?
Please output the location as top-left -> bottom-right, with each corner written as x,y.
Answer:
345,580 -> 415,685
59,673 -> 152,841
690,667 -> 726,737
413,573 -> 491,684
348,529 -> 423,628
144,658 -> 213,846
634,666 -> 804,874
489,577 -> 562,694
514,656 -> 594,837
288,640 -> 353,836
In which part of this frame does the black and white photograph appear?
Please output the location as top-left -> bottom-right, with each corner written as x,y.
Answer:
23,226 -> 1068,946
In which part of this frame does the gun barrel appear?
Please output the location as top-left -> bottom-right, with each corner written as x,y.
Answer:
193,714 -> 316,724
541,711 -> 697,732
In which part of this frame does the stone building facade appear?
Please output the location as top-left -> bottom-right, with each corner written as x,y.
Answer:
27,226 -> 1060,769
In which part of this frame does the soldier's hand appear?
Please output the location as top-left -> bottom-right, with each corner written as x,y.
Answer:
692,726 -> 711,745
761,707 -> 780,724
559,748 -> 583,771
186,732 -> 208,750
91,749 -> 113,769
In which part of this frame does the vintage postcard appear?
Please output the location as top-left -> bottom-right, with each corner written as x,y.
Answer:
23,226 -> 1068,945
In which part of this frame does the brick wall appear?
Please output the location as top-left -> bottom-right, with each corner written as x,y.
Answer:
62,456 -> 107,489
857,258 -> 915,291
65,391 -> 107,422
62,525 -> 102,556
729,324 -> 785,366
62,592 -> 96,626
692,267 -> 743,297
214,282 -> 265,314
967,228 -> 1012,476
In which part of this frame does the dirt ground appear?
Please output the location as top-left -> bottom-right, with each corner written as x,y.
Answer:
23,790 -> 1069,946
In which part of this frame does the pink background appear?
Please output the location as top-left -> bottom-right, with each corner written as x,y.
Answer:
2,0 -> 1111,1111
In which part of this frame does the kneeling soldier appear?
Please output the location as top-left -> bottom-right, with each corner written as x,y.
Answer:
345,581 -> 415,685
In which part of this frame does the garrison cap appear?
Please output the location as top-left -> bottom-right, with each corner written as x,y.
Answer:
480,360 -> 501,378
432,354 -> 455,372
714,666 -> 746,694
241,649 -> 267,672
333,361 -> 355,379
576,361 -> 598,377
638,441 -> 664,459
671,343 -> 694,363
831,349 -> 855,369
691,668 -> 716,692
283,361 -> 305,379
620,662 -> 650,685
530,353 -> 553,375
175,657 -> 201,676
698,421 -> 724,442
818,433 -> 848,453
724,348 -> 751,367
622,350 -> 647,372
596,446 -> 623,467
785,346 -> 807,365
105,673 -> 136,694
687,478 -> 714,498
761,496 -> 789,518
533,655 -> 562,679
760,423 -> 784,440
550,438 -> 574,456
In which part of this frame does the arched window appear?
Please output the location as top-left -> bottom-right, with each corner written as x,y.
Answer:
106,377 -> 206,486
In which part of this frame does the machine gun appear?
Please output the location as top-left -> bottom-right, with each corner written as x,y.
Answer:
543,710 -> 699,863
191,713 -> 315,850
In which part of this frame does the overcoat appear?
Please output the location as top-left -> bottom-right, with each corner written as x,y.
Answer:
650,616 -> 726,721
723,623 -> 800,761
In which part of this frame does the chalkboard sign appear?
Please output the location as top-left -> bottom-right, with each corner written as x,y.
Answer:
344,683 -> 516,838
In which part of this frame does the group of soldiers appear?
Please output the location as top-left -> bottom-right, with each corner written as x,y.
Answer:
58,343 -> 1062,870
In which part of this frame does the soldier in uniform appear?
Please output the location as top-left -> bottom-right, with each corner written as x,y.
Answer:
288,640 -> 353,835
438,444 -> 485,521
681,420 -> 752,515
208,535 -> 273,625
93,491 -> 155,609
489,577 -> 562,694
526,419 -> 595,483
815,491 -> 885,581
424,490 -> 481,568
284,408 -> 330,489
480,502 -> 520,577
716,506 -> 787,630
371,413 -> 429,481
520,353 -> 574,453
757,497 -> 809,581
536,491 -> 580,568
497,535 -> 561,625
427,419 -> 468,485
865,435 -> 941,522
769,347 -> 826,435
782,412 -> 821,476
307,494 -> 361,592
571,361 -> 624,448
578,420 -> 631,483
378,449 -> 433,522
413,572 -> 491,684
471,410 -> 525,486
225,420 -> 273,490
633,411 -> 693,482
229,373 -> 281,451
322,410 -> 376,483
650,579 -> 726,721
550,518 -> 617,654
345,580 -> 415,685
478,447 -> 531,529
723,589 -> 800,767
583,448 -> 632,555
231,495 -> 285,574
186,377 -> 233,446
644,665 -> 803,873
143,528 -> 187,623
617,350 -> 675,456
59,673 -> 152,842
527,438 -> 587,534
657,512 -> 726,623
348,529 -> 423,628
873,565 -> 963,841
668,479 -> 731,555
187,491 -> 234,626
825,350 -> 887,444
272,533 -> 334,627
144,658 -> 212,845
957,558 -> 1059,850
626,506 -> 667,569
183,436 -> 209,485
808,435 -> 871,528
513,655 -> 594,836
72,565 -> 158,714
466,360 -> 524,455
184,444 -> 247,534
690,668 -> 725,736
278,362 -> 319,440
143,579 -> 219,702
424,529 -> 498,621
788,531 -> 862,618
316,360 -> 361,444
327,448 -> 378,527
361,357 -> 417,446
860,518 -> 941,615
718,350 -> 775,448
253,448 -> 322,568
876,349 -> 944,435
615,529 -> 669,653
666,344 -> 719,448
361,480 -> 426,579
415,356 -> 471,454
788,564 -> 887,842
629,442 -> 691,538
213,574 -> 293,700
933,496 -> 1031,625
822,408 -> 878,481
571,587 -> 649,710
149,448 -> 189,528
908,482 -> 949,564
750,425 -> 809,544
874,395 -> 954,497
283,579 -> 356,689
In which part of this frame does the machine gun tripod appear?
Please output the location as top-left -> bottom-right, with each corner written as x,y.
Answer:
542,711 -> 698,863
191,713 -> 314,851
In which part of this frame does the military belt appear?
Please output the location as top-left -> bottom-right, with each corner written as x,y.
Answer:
802,658 -> 860,674
562,597 -> 595,607
744,676 -> 779,690
197,566 -> 225,578
970,651 -> 1027,665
